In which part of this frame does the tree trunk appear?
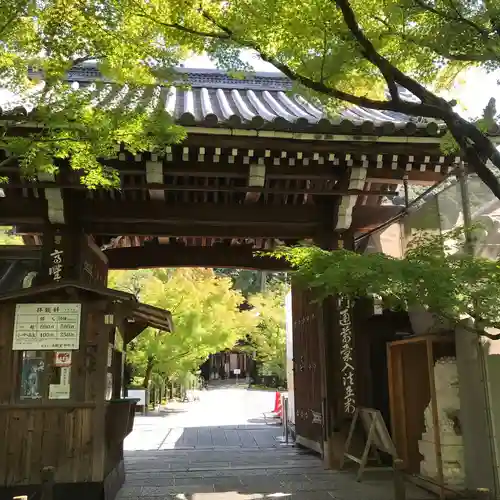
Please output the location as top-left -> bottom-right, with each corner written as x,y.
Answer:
143,356 -> 155,389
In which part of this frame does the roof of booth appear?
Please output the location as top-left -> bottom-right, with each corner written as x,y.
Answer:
0,65 -> 440,136
0,280 -> 174,333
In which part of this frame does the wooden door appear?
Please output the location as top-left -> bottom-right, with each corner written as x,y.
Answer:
291,285 -> 324,453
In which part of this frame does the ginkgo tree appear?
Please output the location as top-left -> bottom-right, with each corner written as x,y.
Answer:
3,0 -> 500,196
109,267 -> 257,388
246,283 -> 289,384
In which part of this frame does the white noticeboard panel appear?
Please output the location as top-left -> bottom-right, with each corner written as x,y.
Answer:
49,384 -> 70,400
12,303 -> 82,351
233,368 -> 241,375
128,389 -> 147,406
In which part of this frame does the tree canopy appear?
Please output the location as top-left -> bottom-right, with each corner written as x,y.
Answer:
108,268 -> 257,387
0,0 -> 500,198
271,226 -> 500,339
1,0 -> 500,195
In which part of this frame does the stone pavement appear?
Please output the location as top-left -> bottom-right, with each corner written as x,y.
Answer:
118,387 -> 434,500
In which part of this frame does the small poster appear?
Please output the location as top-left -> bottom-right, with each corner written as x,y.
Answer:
49,384 -> 70,400
54,351 -> 72,367
20,357 -> 45,400
13,303 -> 81,351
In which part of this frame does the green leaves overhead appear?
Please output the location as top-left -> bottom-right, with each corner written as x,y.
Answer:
0,80 -> 186,187
270,228 -> 500,335
3,0 -> 500,193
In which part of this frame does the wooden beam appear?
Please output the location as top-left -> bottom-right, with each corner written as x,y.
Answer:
15,204 -> 401,238
106,159 -> 447,183
0,198 -> 47,224
0,182 -> 396,197
0,245 -> 41,259
183,135 -> 445,155
366,168 -> 446,185
105,244 -> 289,270
80,200 -> 321,225
16,222 -> 319,238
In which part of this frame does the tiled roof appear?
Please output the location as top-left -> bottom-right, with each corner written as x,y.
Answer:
0,65 -> 441,136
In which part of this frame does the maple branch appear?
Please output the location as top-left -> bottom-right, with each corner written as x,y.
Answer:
373,15 -> 495,62
134,11 -> 230,39
200,9 -> 449,117
413,0 -> 491,37
333,0 -> 445,107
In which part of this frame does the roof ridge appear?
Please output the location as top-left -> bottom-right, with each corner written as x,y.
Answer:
29,64 -> 292,91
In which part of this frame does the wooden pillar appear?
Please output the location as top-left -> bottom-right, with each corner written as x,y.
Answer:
314,205 -> 356,469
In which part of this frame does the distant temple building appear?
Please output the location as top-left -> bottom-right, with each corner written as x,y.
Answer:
201,342 -> 254,381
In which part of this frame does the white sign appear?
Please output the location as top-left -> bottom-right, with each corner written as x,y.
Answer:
13,303 -> 82,351
233,368 -> 241,375
49,384 -> 70,400
128,389 -> 147,406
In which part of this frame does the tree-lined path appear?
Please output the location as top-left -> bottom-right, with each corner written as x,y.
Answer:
118,387 -> 432,500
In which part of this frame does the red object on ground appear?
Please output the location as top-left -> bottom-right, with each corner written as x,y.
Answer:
273,391 -> 283,417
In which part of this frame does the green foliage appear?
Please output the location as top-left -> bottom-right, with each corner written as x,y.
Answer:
245,282 -> 289,382
0,226 -> 23,245
109,268 -> 257,386
269,227 -> 500,334
2,0 -> 500,191
214,269 -> 289,297
0,82 -> 185,187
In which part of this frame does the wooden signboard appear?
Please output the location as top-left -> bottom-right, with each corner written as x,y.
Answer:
340,407 -> 398,481
38,228 -> 108,286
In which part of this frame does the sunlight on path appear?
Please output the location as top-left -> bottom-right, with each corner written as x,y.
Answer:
124,388 -> 278,451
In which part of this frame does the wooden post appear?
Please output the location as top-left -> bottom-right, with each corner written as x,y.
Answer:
393,459 -> 406,500
41,466 -> 55,500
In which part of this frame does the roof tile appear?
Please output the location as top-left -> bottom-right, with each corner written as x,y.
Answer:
0,66 -> 443,136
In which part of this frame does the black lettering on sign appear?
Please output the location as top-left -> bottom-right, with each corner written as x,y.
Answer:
338,295 -> 356,415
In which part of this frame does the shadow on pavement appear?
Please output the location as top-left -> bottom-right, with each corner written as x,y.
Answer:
121,446 -> 433,500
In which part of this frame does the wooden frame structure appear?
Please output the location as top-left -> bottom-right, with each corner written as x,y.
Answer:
340,407 -> 398,481
388,335 -> 459,499
0,65 -> 461,473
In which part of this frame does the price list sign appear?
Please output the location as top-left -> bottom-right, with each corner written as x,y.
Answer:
12,304 -> 82,351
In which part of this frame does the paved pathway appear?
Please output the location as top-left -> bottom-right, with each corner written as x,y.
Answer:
118,387 -> 433,500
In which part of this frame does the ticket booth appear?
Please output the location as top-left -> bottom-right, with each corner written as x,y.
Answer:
0,280 -> 173,500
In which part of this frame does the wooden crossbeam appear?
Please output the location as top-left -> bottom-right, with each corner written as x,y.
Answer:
14,204 -> 401,237
105,244 -> 289,270
0,182 -> 397,197
99,159 -> 446,184
0,198 -> 47,225
183,134 -> 446,155
80,201 -> 322,224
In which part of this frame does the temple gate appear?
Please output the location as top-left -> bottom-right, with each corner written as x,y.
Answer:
0,64 -> 457,482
